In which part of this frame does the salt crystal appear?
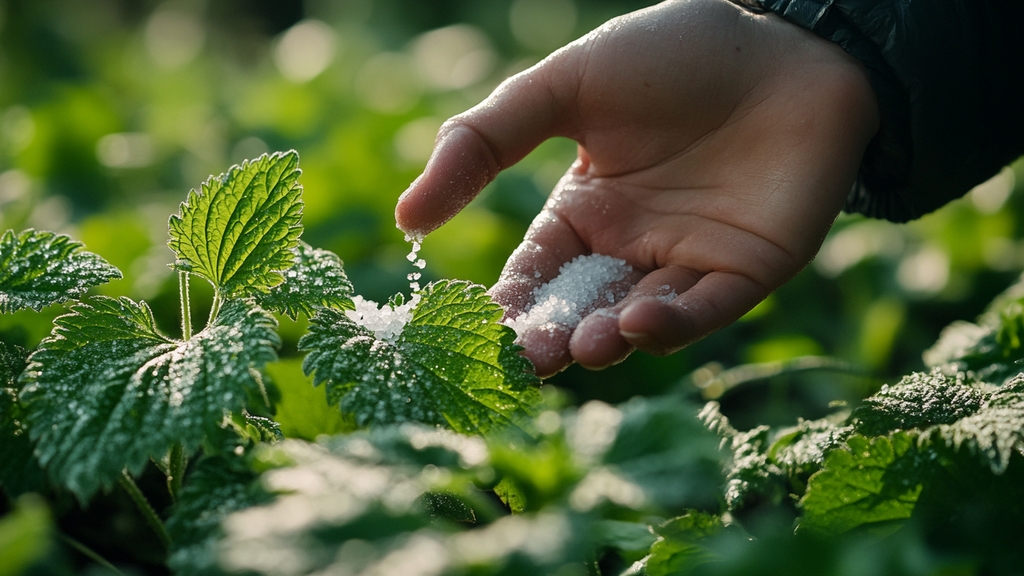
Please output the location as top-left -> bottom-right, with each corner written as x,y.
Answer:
346,294 -> 422,343
504,254 -> 633,335
404,234 -> 427,292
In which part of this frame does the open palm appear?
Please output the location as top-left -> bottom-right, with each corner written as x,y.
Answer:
396,0 -> 879,377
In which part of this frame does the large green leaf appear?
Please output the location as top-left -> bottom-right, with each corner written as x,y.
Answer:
20,297 -> 279,499
926,375 -> 1024,474
257,241 -> 354,319
853,371 -> 985,437
798,433 -> 926,535
0,343 -> 46,496
600,395 -> 722,511
0,229 -> 121,314
853,371 -> 1024,474
168,151 -> 303,297
300,280 -> 541,436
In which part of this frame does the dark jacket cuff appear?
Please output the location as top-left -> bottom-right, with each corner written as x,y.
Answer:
759,0 -> 1024,222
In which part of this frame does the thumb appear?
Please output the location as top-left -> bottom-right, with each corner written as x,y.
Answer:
395,52 -> 579,237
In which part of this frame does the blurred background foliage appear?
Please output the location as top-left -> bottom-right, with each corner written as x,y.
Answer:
1,0 -> 1023,425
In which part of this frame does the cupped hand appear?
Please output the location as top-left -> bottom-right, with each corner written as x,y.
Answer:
395,0 -> 879,377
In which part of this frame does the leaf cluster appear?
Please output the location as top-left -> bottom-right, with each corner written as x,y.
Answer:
2,151 -> 549,574
7,150 -> 1024,575
179,393 -> 722,576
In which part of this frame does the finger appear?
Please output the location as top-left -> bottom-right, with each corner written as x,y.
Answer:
570,266 -> 701,369
503,248 -> 641,378
395,56 -> 578,237
490,206 -> 588,379
515,323 -> 574,379
488,203 -> 589,320
618,270 -> 770,355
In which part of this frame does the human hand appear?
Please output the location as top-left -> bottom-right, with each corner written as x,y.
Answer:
395,0 -> 879,377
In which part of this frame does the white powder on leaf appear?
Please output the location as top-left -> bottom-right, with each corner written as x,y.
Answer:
346,295 -> 421,343
504,254 -> 634,335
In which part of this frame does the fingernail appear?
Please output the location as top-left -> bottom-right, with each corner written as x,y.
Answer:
619,331 -> 647,340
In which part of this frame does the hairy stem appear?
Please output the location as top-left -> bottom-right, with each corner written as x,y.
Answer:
168,442 -> 187,501
208,290 -> 222,326
118,470 -> 171,549
179,271 -> 192,342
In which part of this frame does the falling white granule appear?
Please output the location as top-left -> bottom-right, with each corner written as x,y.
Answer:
504,254 -> 634,335
346,295 -> 421,343
405,233 -> 426,291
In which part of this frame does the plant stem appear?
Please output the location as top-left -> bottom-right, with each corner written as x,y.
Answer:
208,290 -> 222,326
60,534 -> 126,576
168,442 -> 187,502
179,271 -> 192,341
118,470 -> 171,549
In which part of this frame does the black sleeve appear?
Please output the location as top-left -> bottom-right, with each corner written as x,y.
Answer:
758,0 -> 1024,222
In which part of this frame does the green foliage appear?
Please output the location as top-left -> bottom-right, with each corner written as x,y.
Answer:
0,342 -> 46,497
852,371 -> 985,437
258,240 -> 355,319
0,229 -> 121,314
0,495 -> 52,576
209,394 -> 720,576
4,141 -> 1024,575
166,453 -> 272,576
301,280 -> 541,436
640,512 -> 724,576
21,297 -> 279,499
926,375 -> 1024,474
601,395 -> 722,510
266,358 -> 357,441
168,151 -> 304,298
798,433 -> 926,535
924,275 -> 1024,385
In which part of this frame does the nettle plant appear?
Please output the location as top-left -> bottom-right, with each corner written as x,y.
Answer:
3,151 -> 1024,575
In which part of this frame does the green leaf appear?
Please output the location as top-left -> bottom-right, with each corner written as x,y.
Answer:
21,297 -> 279,499
168,151 -> 303,297
0,342 -> 46,497
700,402 -> 782,511
217,432 -> 587,576
926,375 -> 1024,474
600,395 -> 723,511
0,229 -> 121,314
494,477 -> 527,514
768,417 -> 852,480
258,241 -> 354,319
300,280 -> 541,437
593,519 -> 658,559
853,371 -> 985,437
419,490 -> 476,523
0,495 -> 52,576
799,432 -> 927,535
642,512 -> 724,576
923,287 -> 1024,385
166,453 -> 271,576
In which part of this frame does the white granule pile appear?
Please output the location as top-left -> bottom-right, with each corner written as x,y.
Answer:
504,254 -> 634,335
346,295 -> 421,343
